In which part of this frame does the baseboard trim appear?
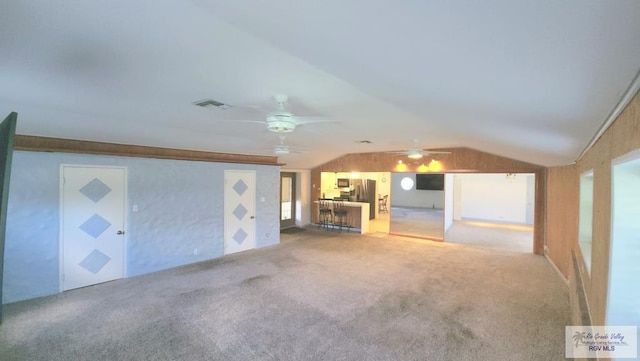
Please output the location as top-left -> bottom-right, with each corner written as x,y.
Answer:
544,252 -> 569,286
388,232 -> 443,242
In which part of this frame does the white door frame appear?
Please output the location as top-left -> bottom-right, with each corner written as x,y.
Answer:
59,164 -> 127,292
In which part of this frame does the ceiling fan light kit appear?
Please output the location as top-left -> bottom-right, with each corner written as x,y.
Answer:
407,151 -> 424,159
266,114 -> 296,132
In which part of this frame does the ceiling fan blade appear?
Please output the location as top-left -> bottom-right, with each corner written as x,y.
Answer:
385,151 -> 410,154
217,119 -> 263,123
293,116 -> 339,125
423,150 -> 451,155
272,146 -> 309,155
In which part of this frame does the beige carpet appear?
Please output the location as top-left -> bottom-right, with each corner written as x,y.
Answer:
1,228 -> 569,360
446,220 -> 534,253
389,206 -> 444,239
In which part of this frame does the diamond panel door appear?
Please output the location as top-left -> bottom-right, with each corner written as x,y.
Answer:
224,170 -> 256,254
62,166 -> 125,291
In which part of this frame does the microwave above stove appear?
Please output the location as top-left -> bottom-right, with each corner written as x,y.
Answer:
337,178 -> 350,187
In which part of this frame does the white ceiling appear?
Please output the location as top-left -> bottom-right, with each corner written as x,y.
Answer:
1,1 -> 639,169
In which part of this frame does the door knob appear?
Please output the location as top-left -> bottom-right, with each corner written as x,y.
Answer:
250,216 -> 255,219
117,230 -> 125,235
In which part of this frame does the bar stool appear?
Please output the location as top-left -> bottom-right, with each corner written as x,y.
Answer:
318,198 -> 333,229
332,199 -> 349,232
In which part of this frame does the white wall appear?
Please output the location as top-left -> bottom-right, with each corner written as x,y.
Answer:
453,176 -> 462,220
390,173 -> 444,209
444,174 -> 454,232
457,173 -> 531,223
5,151 -> 280,303
298,170 -> 311,226
285,169 -> 311,226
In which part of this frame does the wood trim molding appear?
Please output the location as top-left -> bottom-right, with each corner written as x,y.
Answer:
14,135 -> 281,166
570,250 -> 592,326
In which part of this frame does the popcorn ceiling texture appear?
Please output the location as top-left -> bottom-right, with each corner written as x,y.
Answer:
3,151 -> 279,304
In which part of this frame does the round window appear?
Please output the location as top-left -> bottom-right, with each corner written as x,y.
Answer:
400,177 -> 414,191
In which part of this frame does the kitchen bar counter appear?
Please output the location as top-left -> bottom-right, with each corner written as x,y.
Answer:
314,200 -> 370,234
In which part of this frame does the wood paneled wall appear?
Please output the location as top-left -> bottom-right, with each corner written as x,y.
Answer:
310,147 -> 546,254
545,164 -> 578,278
546,91 -> 640,326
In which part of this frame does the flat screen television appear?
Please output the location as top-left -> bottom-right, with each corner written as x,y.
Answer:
415,174 -> 444,190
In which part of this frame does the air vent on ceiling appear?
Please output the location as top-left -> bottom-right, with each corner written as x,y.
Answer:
193,98 -> 231,110
355,140 -> 373,144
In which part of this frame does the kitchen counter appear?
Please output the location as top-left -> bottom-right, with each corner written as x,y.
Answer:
314,200 -> 370,234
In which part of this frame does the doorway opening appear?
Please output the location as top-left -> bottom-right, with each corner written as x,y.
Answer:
445,173 -> 535,253
389,172 -> 444,240
280,172 -> 297,229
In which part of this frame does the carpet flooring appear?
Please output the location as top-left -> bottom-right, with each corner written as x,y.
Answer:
445,220 -> 534,253
389,207 -> 444,239
0,228 -> 569,360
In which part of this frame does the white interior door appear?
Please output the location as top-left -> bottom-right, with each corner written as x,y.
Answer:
61,166 -> 126,291
224,170 -> 256,254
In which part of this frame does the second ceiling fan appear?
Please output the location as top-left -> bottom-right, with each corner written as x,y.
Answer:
387,140 -> 451,159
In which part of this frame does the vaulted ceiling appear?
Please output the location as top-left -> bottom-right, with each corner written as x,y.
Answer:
2,1 -> 639,169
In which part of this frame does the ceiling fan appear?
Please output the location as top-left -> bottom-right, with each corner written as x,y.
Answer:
252,94 -> 335,133
195,93 -> 335,133
387,140 -> 451,159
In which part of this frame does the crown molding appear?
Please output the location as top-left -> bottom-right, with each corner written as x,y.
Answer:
14,135 -> 281,166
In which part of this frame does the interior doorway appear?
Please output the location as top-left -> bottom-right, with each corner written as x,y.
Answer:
280,172 -> 297,229
389,173 -> 444,240
607,150 -> 640,328
445,173 -> 535,253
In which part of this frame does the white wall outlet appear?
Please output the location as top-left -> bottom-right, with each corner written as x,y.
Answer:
132,204 -> 138,212
193,248 -> 199,255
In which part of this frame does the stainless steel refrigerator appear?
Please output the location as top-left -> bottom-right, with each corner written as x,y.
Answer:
352,179 -> 376,219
